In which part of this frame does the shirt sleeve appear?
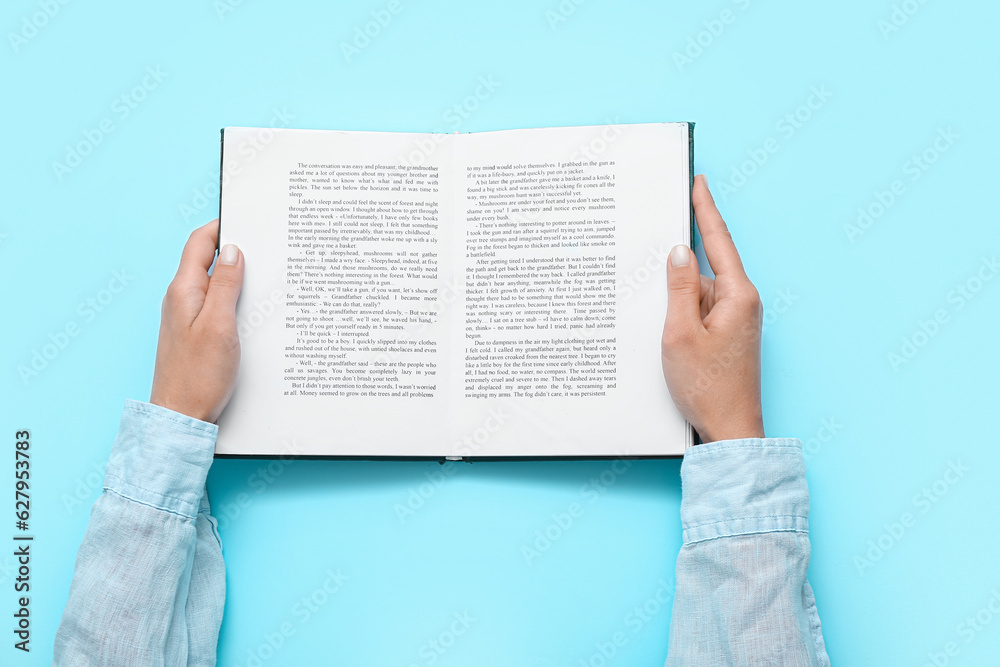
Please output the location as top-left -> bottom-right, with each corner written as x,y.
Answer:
53,399 -> 226,667
665,438 -> 831,667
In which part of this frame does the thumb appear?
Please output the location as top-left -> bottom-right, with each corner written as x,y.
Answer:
665,244 -> 704,337
203,243 -> 245,318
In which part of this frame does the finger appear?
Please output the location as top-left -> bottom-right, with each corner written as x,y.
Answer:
692,175 -> 747,279
664,244 -> 705,339
174,220 -> 220,285
699,275 -> 715,319
201,243 -> 244,321
161,221 -> 220,324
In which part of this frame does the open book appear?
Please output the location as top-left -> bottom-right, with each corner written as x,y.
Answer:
216,122 -> 694,458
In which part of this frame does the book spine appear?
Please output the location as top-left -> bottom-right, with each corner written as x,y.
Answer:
687,121 -> 700,447
216,128 -> 225,251
687,121 -> 696,252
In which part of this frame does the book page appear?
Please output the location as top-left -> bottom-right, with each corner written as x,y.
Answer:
217,128 -> 455,456
451,123 -> 691,457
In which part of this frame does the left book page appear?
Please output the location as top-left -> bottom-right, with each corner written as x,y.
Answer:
216,128 -> 455,456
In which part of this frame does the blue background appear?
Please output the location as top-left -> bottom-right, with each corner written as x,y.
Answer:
3,0 -> 999,664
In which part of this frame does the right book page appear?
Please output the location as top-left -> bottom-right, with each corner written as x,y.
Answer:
450,122 -> 693,457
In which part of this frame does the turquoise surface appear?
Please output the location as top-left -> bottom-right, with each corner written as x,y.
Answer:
3,0 -> 998,664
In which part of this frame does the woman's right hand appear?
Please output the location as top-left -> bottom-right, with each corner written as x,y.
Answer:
660,175 -> 765,444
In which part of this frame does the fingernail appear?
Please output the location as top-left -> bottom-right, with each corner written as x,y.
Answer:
219,244 -> 239,266
670,244 -> 690,268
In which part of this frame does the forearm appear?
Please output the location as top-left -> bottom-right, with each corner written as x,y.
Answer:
185,493 -> 227,667
666,438 -> 830,666
53,400 -> 225,666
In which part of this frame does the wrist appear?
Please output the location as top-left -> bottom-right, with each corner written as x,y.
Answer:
696,417 -> 765,444
149,390 -> 215,424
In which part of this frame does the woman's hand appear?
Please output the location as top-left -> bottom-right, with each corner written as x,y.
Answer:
150,220 -> 244,423
661,175 -> 765,444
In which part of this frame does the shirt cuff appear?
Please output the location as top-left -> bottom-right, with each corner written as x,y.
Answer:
679,438 -> 809,545
103,399 -> 219,519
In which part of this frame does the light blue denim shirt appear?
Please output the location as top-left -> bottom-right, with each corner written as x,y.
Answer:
666,439 -> 831,666
53,400 -> 225,666
53,400 -> 830,666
